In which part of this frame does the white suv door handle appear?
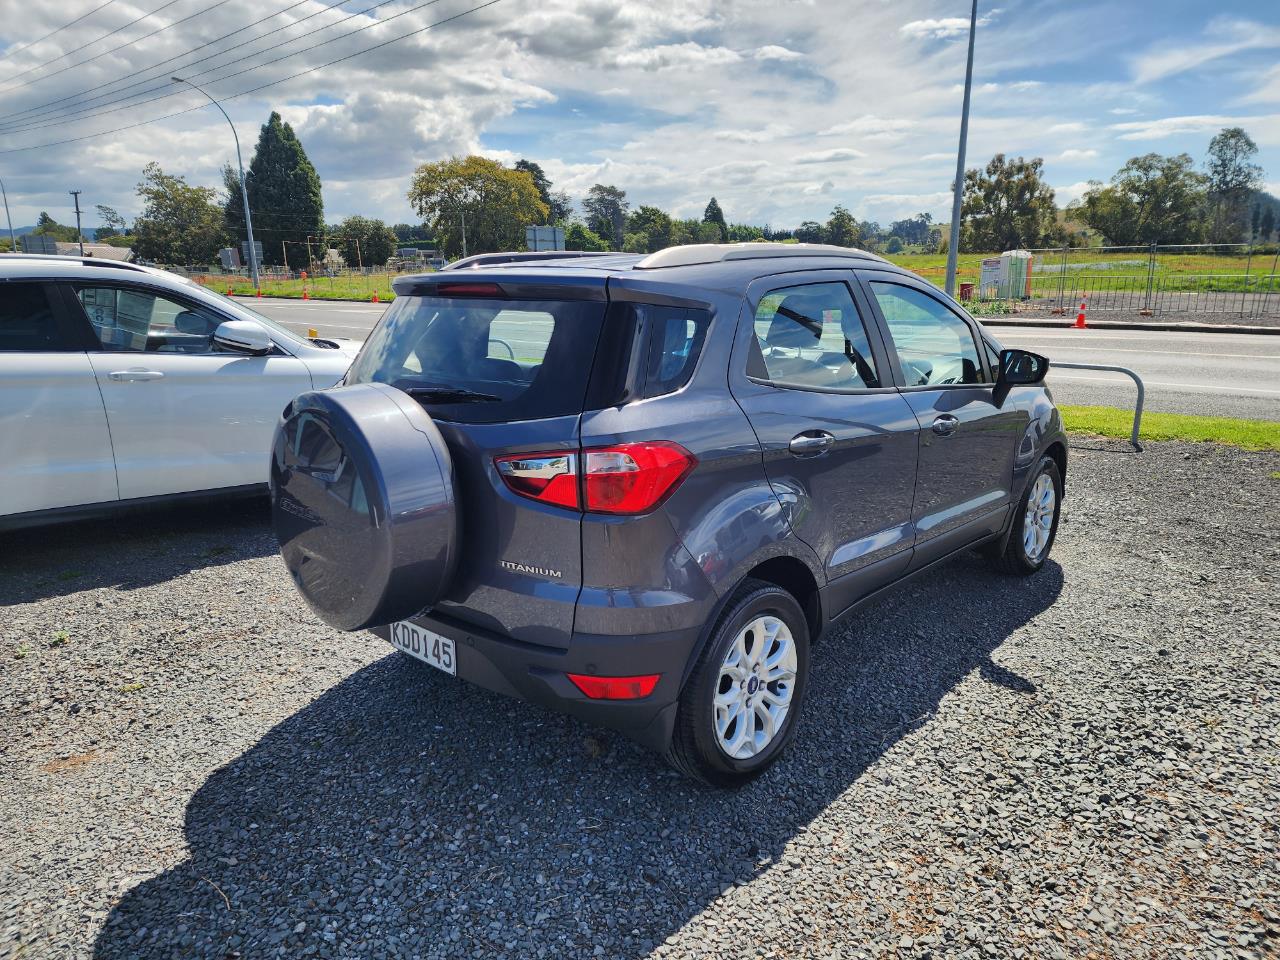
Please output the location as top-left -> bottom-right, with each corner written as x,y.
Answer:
108,369 -> 165,382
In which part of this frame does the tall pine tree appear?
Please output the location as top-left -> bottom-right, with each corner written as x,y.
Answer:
224,112 -> 324,267
702,197 -> 728,241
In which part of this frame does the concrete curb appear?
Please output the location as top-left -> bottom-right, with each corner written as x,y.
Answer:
979,317 -> 1278,335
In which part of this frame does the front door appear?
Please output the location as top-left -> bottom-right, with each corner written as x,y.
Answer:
861,276 -> 1026,568
68,282 -> 315,500
0,281 -> 117,516
731,274 -> 920,618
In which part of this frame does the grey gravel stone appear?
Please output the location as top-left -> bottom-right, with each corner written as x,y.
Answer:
1,441 -> 1278,959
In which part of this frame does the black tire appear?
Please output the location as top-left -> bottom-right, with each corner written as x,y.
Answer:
989,455 -> 1062,576
668,580 -> 811,788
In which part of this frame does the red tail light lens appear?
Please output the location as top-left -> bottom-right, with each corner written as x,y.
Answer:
494,452 -> 579,509
567,673 -> 661,699
583,442 -> 696,515
494,442 -> 695,515
436,282 -> 503,297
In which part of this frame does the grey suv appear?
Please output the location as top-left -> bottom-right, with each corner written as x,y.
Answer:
271,243 -> 1064,786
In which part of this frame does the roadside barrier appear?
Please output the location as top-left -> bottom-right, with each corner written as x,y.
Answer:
1051,361 -> 1145,451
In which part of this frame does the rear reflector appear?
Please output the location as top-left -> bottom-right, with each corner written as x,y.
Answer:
494,441 -> 695,515
567,673 -> 661,700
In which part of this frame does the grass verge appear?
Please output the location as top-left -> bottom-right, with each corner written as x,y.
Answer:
1061,405 -> 1280,451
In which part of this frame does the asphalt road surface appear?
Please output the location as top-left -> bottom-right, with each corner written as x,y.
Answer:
252,298 -> 1280,421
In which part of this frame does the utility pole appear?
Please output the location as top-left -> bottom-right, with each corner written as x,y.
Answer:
460,211 -> 467,258
172,76 -> 259,289
944,0 -> 979,297
70,190 -> 85,256
0,176 -> 15,252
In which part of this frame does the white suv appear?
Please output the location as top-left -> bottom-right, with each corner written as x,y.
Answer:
0,255 -> 357,528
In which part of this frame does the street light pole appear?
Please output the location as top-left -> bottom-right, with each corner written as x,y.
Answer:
944,0 -> 978,297
70,189 -> 85,256
172,76 -> 259,289
0,176 -> 15,252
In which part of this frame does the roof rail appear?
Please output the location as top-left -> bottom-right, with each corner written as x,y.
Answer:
443,250 -> 616,270
634,242 -> 887,270
0,253 -> 145,272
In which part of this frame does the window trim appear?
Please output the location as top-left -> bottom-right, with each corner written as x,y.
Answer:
739,273 -> 897,396
63,280 -> 286,357
855,272 -> 995,390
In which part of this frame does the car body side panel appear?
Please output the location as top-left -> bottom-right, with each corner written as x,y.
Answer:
0,351 -> 118,515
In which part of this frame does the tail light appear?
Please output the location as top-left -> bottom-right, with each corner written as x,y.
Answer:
494,442 -> 695,515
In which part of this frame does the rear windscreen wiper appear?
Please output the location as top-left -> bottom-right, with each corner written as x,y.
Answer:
400,385 -> 502,403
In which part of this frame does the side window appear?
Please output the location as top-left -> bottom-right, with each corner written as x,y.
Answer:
749,281 -> 881,391
76,286 -> 222,353
869,282 -> 985,386
635,304 -> 708,399
0,283 -> 60,351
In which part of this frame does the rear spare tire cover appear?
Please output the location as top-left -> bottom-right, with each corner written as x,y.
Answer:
271,382 -> 458,631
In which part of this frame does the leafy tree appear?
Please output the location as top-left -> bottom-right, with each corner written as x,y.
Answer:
32,212 -> 80,241
626,205 -> 673,253
94,204 -> 127,239
224,112 -> 324,266
702,197 -> 728,241
888,212 -> 933,247
794,220 -> 825,244
960,154 -> 1059,250
1076,153 -> 1207,246
392,222 -> 432,243
132,162 -> 227,264
1205,127 -> 1264,243
565,221 -> 609,251
726,223 -> 765,242
334,215 -> 397,267
1261,206 -> 1276,243
885,236 -> 904,254
407,154 -> 548,257
513,160 -> 574,223
621,232 -> 648,254
582,184 -> 629,250
825,205 -> 862,247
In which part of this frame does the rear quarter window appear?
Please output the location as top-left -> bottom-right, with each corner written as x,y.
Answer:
345,296 -> 606,423
585,302 -> 711,408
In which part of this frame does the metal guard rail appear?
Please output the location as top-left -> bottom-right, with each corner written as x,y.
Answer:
1048,361 -> 1145,452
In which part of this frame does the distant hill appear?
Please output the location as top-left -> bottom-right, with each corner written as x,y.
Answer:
8,225 -> 108,239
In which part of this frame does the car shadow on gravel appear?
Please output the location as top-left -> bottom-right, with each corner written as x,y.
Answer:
0,498 -> 275,604
94,556 -> 1062,960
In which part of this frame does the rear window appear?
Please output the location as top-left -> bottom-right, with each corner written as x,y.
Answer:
345,296 -> 606,423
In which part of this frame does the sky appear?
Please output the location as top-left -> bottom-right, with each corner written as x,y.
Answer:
0,0 -> 1277,233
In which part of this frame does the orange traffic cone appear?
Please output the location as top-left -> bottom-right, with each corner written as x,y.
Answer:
371,292 -> 380,303
302,289 -> 310,300
1074,294 -> 1088,329
256,288 -> 262,298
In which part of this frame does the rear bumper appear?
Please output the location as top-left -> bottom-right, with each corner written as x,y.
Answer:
370,610 -> 702,752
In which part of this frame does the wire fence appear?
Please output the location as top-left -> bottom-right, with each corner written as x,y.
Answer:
955,243 -> 1280,320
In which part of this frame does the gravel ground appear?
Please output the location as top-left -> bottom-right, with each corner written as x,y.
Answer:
2,440 -> 1278,960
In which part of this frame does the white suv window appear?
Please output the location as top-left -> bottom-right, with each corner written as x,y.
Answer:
0,283 -> 60,351
77,286 -> 221,353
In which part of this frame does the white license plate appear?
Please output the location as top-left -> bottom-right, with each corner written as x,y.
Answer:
388,620 -> 456,676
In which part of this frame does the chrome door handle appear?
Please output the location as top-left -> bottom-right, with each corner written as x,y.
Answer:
108,369 -> 165,382
931,414 -> 959,436
788,431 -> 835,457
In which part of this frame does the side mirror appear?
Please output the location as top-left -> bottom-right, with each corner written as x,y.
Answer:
997,348 -> 1049,386
993,348 -> 1048,407
213,319 -> 273,356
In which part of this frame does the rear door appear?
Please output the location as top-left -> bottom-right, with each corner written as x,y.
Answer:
68,282 -> 314,500
730,272 -> 920,614
342,281 -> 608,649
0,281 -> 117,517
859,273 -> 1026,567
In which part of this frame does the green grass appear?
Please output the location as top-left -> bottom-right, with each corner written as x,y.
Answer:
48,631 -> 70,648
199,273 -> 399,302
1061,405 -> 1280,451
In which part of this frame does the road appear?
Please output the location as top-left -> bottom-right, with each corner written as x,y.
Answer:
251,298 -> 1280,421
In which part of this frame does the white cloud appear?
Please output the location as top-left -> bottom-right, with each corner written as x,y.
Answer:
794,148 -> 865,165
1047,122 -> 1086,135
899,15 -> 991,40
1109,114 -> 1264,140
1058,148 -> 1099,162
754,45 -> 804,62
819,115 -> 915,139
1240,64 -> 1280,105
612,41 -> 742,71
1109,107 -> 1139,116
1053,181 -> 1093,205
1130,18 -> 1280,84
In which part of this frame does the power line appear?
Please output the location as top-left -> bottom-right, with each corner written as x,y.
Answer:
0,0 -> 346,128
0,0 -> 122,64
0,0 -> 238,95
0,0 -> 403,134
0,0 -> 189,87
0,0 -> 505,155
